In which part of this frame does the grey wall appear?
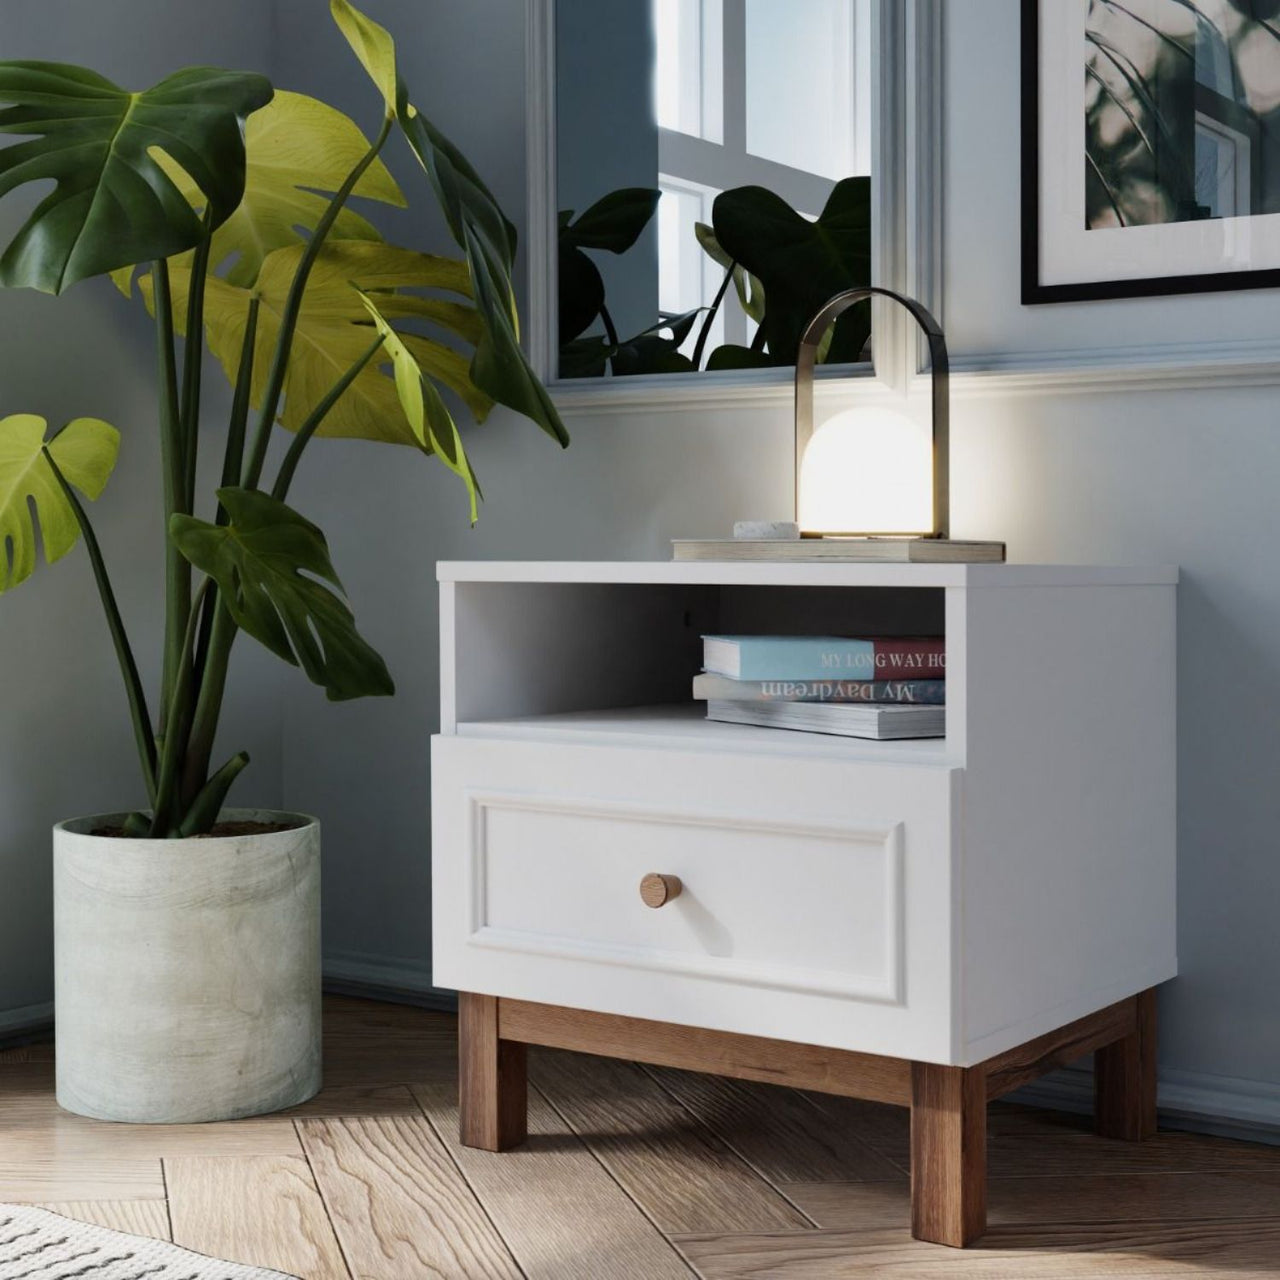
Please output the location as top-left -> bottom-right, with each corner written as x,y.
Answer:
945,0 -> 1280,1095
3,0 -> 1278,1128
0,1 -> 285,1028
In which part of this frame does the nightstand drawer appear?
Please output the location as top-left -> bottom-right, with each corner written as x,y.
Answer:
432,734 -> 960,1060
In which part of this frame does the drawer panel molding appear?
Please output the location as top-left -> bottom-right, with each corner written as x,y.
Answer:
464,789 -> 906,1005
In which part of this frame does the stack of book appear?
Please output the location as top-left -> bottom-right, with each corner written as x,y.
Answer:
696,634 -> 946,740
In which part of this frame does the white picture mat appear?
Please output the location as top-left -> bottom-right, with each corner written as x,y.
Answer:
1037,1 -> 1280,287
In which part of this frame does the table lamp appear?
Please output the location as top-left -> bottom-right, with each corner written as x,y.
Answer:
791,286 -> 1005,562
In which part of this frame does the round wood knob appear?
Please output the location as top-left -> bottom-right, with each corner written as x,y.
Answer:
639,873 -> 682,909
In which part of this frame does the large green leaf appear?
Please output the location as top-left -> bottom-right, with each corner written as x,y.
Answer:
358,288 -> 481,523
712,177 -> 871,365
0,62 -> 272,293
557,187 -> 660,345
160,90 -> 405,288
562,188 -> 659,254
330,0 -> 398,118
170,486 -> 393,701
330,0 -> 569,448
694,221 -> 765,323
557,243 -> 605,345
0,413 -> 119,592
143,239 -> 490,448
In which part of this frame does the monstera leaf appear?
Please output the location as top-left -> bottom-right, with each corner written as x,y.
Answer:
562,309 -> 700,379
562,188 -> 659,254
558,187 -> 660,345
160,90 -> 405,288
358,289 -> 480,522
712,177 -> 871,365
694,222 -> 765,323
0,414 -> 119,591
142,240 -> 489,448
330,0 -> 569,448
0,62 -> 272,293
330,0 -> 397,116
170,486 -> 393,701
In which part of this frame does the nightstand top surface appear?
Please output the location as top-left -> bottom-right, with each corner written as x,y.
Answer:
437,560 -> 1178,589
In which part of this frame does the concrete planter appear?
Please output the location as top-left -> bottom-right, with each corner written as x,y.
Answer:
53,809 -> 321,1124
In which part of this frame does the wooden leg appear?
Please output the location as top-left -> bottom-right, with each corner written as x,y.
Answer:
910,1062 -> 987,1247
459,993 -> 528,1151
1095,987 -> 1158,1141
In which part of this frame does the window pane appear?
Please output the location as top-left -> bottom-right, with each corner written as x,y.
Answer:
654,0 -> 702,136
745,0 -> 857,180
658,180 -> 707,316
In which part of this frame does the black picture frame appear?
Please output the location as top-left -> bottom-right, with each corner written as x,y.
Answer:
1021,0 -> 1280,305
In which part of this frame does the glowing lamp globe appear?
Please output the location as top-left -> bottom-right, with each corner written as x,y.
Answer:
798,405 -> 933,537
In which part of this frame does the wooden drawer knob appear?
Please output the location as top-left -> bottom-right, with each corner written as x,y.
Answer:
639,873 -> 682,908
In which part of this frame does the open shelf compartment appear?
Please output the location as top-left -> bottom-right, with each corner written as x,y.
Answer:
440,570 -> 961,762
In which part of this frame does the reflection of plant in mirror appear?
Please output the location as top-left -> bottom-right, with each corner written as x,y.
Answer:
558,177 -> 871,377
559,188 -> 703,377
0,0 -> 567,838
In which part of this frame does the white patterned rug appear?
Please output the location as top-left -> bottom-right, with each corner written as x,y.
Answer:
0,1205 -> 300,1280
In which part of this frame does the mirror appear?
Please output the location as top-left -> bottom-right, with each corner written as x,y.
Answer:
554,0 -> 874,380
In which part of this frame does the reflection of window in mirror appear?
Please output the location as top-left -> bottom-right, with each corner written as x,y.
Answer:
556,0 -> 873,381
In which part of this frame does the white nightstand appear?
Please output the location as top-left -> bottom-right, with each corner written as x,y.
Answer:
431,560 -> 1177,1246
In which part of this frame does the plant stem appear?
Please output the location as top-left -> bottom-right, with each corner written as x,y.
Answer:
241,113 -> 394,490
181,222 -> 213,511
272,335 -> 385,502
191,296 -> 261,701
178,600 -> 238,821
178,750 -> 250,838
181,115 -> 395,820
221,296 -> 261,512
43,448 -> 158,807
149,578 -> 210,836
599,304 -> 620,349
692,265 -> 735,370
152,260 -> 190,747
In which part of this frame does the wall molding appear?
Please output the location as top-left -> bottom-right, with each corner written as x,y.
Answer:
0,1001 -> 54,1046
1012,1062 -> 1280,1148
948,338 -> 1280,398
5,972 -> 1279,1150
529,337 -> 1280,419
323,960 -> 1280,1149
321,950 -> 457,1011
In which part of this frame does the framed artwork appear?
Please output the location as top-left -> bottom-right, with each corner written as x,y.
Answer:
1023,0 -> 1280,303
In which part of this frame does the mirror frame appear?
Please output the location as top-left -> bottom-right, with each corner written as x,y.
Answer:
524,0 -> 943,416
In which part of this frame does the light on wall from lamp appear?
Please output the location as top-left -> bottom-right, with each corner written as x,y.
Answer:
798,405 -> 932,536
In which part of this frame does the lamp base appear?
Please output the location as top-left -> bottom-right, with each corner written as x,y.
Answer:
672,537 -> 1006,563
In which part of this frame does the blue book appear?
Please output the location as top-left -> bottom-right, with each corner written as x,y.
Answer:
702,635 -> 946,682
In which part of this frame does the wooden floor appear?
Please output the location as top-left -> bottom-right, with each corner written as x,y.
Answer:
2,998 -> 1279,1278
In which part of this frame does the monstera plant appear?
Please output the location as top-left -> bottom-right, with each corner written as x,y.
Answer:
1,0 -> 570,1128
0,0 -> 566,840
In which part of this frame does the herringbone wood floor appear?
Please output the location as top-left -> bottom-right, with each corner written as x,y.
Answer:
2,997 -> 1278,1277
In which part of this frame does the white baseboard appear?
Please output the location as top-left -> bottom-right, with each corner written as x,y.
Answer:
0,1001 -> 53,1043
319,954 -> 1280,1148
9,970 -> 1277,1152
1011,1063 -> 1280,1148
321,950 -> 457,1012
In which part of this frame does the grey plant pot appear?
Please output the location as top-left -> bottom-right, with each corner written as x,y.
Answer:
53,809 -> 322,1124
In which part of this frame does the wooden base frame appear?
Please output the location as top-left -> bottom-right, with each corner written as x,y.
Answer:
458,988 -> 1159,1248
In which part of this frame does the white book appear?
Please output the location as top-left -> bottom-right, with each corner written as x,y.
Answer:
705,699 -> 945,741
673,538 -> 1005,563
